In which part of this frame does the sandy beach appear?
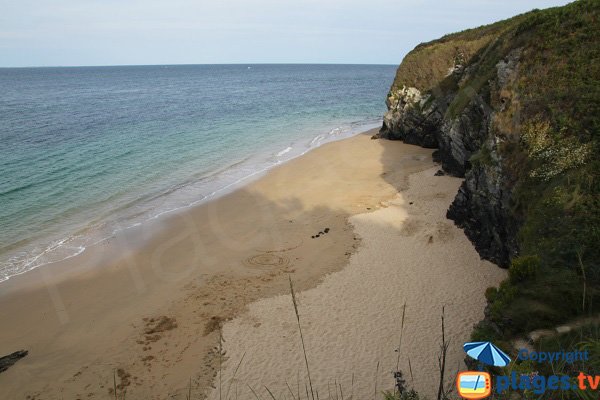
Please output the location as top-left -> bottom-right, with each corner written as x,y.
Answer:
208,166 -> 507,400
0,130 -> 505,399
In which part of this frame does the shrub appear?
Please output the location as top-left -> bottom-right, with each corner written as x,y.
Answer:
383,389 -> 422,400
485,286 -> 498,302
469,145 -> 494,167
471,320 -> 501,342
509,255 -> 540,283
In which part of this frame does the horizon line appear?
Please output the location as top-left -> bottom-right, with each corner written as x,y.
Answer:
0,62 -> 398,69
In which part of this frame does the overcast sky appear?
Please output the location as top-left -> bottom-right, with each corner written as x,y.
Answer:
0,0 -> 572,67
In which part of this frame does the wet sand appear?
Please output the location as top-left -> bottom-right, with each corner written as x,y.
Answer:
0,130 -> 487,399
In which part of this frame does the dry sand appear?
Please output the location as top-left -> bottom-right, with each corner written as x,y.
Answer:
207,166 -> 507,400
0,130 -> 506,400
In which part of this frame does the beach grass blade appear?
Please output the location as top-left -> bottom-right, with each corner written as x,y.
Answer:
289,276 -> 315,400
248,384 -> 263,400
286,380 -> 298,400
226,352 -> 247,400
374,361 -> 379,400
265,385 -> 277,400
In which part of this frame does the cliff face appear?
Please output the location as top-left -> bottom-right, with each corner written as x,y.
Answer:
378,29 -> 523,267
377,1 -> 599,273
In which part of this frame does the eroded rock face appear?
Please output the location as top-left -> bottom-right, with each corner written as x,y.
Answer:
379,49 -> 524,267
378,86 -> 440,148
448,170 -> 519,267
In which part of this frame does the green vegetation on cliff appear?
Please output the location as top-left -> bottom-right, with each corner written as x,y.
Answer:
387,0 -> 600,352
478,0 -> 600,340
390,17 -> 517,93
456,0 -> 600,342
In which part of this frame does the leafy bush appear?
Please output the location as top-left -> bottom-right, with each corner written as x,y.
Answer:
509,255 -> 540,283
469,145 -> 494,167
485,286 -> 498,303
382,389 -> 423,400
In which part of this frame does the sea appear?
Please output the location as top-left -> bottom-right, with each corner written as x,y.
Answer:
0,64 -> 396,283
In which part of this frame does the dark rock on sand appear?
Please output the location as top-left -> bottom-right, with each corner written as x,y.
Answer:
0,350 -> 28,373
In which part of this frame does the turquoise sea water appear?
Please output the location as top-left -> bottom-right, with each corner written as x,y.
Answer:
0,64 -> 396,282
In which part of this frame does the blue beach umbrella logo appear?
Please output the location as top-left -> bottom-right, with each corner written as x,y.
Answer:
463,341 -> 511,367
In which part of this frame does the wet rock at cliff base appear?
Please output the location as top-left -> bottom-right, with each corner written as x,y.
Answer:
0,350 -> 28,373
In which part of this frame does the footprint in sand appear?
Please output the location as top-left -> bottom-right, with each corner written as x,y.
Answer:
424,222 -> 454,243
399,219 -> 425,236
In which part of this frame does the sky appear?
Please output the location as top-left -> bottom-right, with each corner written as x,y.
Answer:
0,0 -> 572,67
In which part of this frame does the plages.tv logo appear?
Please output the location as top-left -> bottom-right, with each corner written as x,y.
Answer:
456,340 -> 598,397
456,341 -> 511,399
456,371 -> 492,399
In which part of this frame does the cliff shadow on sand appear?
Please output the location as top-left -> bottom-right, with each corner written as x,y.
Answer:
374,1 -> 600,395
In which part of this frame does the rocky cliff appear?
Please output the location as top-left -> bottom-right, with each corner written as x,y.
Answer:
377,29 -> 522,267
376,1 -> 599,275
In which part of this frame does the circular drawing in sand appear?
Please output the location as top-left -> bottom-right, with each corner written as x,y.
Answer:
243,253 -> 290,269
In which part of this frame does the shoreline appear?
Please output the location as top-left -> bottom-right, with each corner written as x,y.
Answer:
0,129 -> 505,399
0,120 -> 383,286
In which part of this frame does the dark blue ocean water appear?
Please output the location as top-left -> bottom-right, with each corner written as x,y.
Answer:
0,64 -> 396,282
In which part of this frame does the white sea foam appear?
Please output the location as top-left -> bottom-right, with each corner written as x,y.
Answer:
0,118 -> 383,284
276,146 -> 292,157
